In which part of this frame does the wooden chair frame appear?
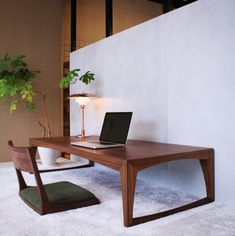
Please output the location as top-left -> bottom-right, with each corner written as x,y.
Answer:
8,140 -> 99,215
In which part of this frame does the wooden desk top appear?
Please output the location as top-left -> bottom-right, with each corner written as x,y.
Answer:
29,136 -> 214,227
29,136 -> 213,166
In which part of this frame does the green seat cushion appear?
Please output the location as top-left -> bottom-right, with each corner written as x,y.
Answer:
20,181 -> 96,209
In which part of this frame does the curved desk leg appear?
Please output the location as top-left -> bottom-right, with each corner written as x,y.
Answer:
120,162 -> 137,227
200,151 -> 215,201
119,150 -> 215,227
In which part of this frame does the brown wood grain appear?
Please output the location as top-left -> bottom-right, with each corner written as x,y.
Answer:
8,140 -> 100,215
29,136 -> 214,227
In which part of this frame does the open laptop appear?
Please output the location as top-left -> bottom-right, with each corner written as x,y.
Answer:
71,112 -> 132,149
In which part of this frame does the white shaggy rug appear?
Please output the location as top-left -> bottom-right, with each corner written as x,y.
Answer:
0,164 -> 235,236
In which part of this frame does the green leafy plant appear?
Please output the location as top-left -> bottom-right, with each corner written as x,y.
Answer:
0,53 -> 38,113
59,69 -> 95,88
0,53 -> 95,137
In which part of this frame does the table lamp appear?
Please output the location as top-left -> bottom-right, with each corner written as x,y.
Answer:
68,93 -> 95,138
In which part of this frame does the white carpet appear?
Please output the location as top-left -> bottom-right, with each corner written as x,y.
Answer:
0,164 -> 235,236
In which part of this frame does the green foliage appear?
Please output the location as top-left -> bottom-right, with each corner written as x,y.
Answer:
59,69 -> 95,88
0,53 -> 39,113
0,52 -> 95,119
0,53 -> 96,137
79,71 -> 95,85
59,69 -> 80,88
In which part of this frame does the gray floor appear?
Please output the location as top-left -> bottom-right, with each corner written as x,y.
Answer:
0,162 -> 235,236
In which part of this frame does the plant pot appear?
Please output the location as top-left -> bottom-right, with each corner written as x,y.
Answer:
38,147 -> 61,166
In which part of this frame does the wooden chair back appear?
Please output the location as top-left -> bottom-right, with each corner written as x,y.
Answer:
8,140 -> 49,210
8,140 -> 37,173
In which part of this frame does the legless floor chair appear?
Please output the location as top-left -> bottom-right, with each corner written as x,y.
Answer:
8,140 -> 100,215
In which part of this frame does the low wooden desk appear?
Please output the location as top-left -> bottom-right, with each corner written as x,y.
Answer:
29,136 -> 214,227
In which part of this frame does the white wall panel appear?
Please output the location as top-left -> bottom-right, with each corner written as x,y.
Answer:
166,0 -> 235,204
70,0 -> 235,205
70,16 -> 169,185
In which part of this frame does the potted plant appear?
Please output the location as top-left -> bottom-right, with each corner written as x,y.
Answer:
0,53 -> 95,165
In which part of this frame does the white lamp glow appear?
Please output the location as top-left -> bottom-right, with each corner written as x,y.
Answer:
68,93 -> 95,138
75,97 -> 91,106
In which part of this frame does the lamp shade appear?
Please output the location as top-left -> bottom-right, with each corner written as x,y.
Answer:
67,93 -> 96,138
68,93 -> 95,106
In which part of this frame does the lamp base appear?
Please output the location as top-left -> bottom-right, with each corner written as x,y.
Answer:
76,129 -> 86,139
76,133 -> 91,140
81,129 -> 85,137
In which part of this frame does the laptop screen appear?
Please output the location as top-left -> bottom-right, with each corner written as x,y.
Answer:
99,112 -> 132,144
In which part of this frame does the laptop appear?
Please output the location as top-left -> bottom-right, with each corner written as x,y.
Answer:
71,112 -> 132,149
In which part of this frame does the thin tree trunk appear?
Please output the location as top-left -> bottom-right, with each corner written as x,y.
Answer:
33,112 -> 46,137
42,96 -> 51,137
